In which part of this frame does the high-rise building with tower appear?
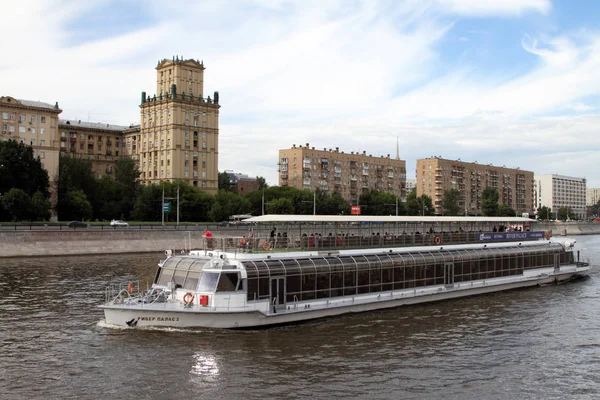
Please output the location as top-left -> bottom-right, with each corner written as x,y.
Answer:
124,56 -> 220,193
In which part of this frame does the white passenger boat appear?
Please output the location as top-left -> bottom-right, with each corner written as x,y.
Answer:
99,216 -> 591,329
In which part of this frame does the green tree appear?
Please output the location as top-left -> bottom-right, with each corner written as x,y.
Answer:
557,206 -> 576,221
56,156 -> 98,220
359,190 -> 404,215
482,187 -> 500,216
256,176 -> 267,190
497,203 -> 516,217
266,197 -> 294,214
321,191 -> 351,215
113,157 -> 140,218
31,191 -> 51,221
218,172 -> 232,191
131,185 -> 161,221
65,190 -> 93,221
1,188 -> 32,221
441,189 -> 461,216
406,189 -> 434,216
537,205 -> 553,220
0,140 -> 49,198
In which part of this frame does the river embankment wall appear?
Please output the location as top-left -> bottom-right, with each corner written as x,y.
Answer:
1,222 -> 600,259
0,230 -> 205,258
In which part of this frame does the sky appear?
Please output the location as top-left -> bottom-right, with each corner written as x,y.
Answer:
2,0 -> 600,187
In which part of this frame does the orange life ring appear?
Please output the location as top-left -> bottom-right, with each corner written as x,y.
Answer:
434,236 -> 441,245
127,282 -> 133,293
261,242 -> 271,252
545,232 -> 551,240
183,292 -> 194,306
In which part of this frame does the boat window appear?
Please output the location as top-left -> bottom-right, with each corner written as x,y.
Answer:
183,271 -> 201,290
198,272 -> 219,292
263,259 -> 285,276
216,272 -> 239,292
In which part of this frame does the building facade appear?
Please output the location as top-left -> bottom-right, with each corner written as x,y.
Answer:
1,96 -> 62,195
535,174 -> 587,219
279,143 -> 407,204
58,119 -> 128,178
226,171 -> 260,195
416,157 -> 534,215
586,188 -> 600,207
126,57 -> 220,194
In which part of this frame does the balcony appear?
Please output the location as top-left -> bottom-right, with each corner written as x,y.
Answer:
60,136 -> 67,141
70,137 -> 77,143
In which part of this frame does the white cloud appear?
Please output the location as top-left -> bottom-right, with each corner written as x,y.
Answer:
434,0 -> 551,17
2,0 -> 600,189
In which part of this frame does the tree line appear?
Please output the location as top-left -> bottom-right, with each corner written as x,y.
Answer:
0,141 -> 585,221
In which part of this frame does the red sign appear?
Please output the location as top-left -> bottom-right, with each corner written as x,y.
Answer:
351,206 -> 361,215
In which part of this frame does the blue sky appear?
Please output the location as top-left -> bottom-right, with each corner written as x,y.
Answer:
2,0 -> 600,186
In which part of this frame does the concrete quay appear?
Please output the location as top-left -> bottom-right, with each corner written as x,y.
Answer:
0,229 -> 206,259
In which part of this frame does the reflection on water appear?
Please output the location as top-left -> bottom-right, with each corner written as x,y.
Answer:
1,237 -> 600,400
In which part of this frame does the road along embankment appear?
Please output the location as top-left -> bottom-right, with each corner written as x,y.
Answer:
0,230 -> 205,258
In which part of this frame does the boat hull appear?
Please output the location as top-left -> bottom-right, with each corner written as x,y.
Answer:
100,267 -> 588,329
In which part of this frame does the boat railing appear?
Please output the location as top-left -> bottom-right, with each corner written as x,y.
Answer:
105,280 -> 139,303
196,231 -> 547,254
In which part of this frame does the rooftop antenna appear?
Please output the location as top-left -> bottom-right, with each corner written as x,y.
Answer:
395,137 -> 399,160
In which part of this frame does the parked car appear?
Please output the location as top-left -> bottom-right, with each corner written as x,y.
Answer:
110,219 -> 129,227
67,221 -> 88,228
218,221 -> 229,227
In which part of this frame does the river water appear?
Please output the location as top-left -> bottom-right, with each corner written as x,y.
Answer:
1,236 -> 599,400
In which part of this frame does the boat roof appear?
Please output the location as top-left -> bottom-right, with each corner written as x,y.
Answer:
244,215 -> 534,223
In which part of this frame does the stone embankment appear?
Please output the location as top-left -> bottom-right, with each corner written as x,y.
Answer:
536,222 -> 600,236
1,222 -> 599,258
0,230 -> 205,258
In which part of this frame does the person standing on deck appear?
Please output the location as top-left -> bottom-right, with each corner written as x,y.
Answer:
203,228 -> 214,250
270,227 -> 277,247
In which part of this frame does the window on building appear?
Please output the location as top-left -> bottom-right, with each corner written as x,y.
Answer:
202,152 -> 206,158
40,140 -> 45,146
40,116 -> 46,123
40,128 -> 45,135
19,126 -> 26,133
9,113 -> 15,120
202,181 -> 207,187
31,128 -> 36,134
202,121 -> 206,127
1,124 -> 6,132
2,113 -> 8,119
202,141 -> 206,148
18,115 -> 25,122
30,116 -> 36,123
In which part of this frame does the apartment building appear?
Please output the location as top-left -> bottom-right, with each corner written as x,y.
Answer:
586,188 -> 600,206
58,119 -> 128,178
126,56 -> 220,194
1,96 -> 62,191
416,157 -> 534,215
279,143 -> 407,204
535,174 -> 587,219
